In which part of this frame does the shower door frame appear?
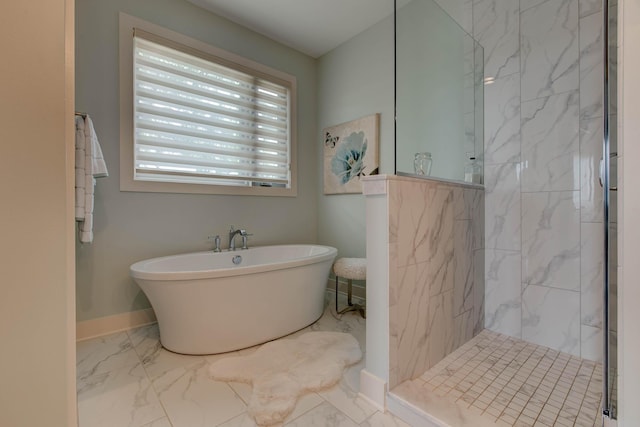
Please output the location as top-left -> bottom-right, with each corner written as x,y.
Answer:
601,0 -> 617,420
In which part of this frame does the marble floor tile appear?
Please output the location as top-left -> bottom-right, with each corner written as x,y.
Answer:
285,393 -> 326,423
216,412 -> 260,427
77,363 -> 165,427
359,411 -> 411,427
343,358 -> 366,394
78,300 -> 377,427
284,401 -> 360,427
228,381 -> 253,405
318,358 -> 376,423
128,324 -> 209,381
218,393 -> 325,427
76,331 -> 140,380
152,358 -> 247,427
310,309 -> 366,349
319,376 -> 378,424
141,418 -> 172,427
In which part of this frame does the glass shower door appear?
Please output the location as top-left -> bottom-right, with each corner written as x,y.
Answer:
603,0 -> 617,419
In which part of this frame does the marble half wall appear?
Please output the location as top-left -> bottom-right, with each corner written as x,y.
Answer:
363,175 -> 484,390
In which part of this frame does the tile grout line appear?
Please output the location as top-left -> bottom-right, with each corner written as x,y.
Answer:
125,328 -> 175,427
520,348 -> 571,426
489,337 -> 550,422
497,343 -> 542,420
574,360 -> 599,425
537,356 -> 584,426
416,329 -> 602,427
435,331 -> 504,394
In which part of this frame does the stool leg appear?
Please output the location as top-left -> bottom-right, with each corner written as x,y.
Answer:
337,276 -> 365,318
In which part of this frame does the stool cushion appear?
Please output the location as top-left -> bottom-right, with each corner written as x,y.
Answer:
333,258 -> 366,280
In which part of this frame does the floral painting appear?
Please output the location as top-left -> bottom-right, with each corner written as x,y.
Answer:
323,114 -> 379,194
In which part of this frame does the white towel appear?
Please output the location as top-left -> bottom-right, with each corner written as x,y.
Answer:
75,115 -> 108,243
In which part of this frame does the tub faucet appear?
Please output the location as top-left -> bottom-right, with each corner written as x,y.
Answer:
240,230 -> 252,250
208,234 -> 221,252
228,226 -> 244,251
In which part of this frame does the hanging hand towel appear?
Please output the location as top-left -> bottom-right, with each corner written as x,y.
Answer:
75,115 -> 109,243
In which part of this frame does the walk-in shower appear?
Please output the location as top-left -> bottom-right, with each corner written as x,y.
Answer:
388,0 -> 618,425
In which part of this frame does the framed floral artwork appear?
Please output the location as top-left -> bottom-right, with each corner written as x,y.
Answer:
323,113 -> 380,194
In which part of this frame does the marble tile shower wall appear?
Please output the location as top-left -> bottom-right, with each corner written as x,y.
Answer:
475,0 -> 614,361
388,177 -> 485,388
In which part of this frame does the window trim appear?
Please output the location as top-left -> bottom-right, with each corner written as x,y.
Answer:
119,13 -> 297,196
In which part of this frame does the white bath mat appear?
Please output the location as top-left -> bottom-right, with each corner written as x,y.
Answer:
209,331 -> 362,426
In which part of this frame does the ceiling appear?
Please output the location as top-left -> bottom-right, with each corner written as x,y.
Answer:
186,0 -> 395,58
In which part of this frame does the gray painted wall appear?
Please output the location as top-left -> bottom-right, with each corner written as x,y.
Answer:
76,0 -> 473,321
316,15 -> 395,259
315,1 -> 475,258
75,0 -> 318,321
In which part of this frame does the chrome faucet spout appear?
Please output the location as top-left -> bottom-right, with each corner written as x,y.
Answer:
228,226 -> 243,251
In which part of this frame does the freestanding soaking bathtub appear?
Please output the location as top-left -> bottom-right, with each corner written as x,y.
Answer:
130,244 -> 337,354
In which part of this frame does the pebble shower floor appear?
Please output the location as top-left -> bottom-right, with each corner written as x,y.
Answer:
392,329 -> 602,427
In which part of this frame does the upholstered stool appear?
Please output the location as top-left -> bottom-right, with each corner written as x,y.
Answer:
333,258 -> 366,318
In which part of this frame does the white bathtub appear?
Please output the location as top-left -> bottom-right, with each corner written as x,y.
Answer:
130,245 -> 337,355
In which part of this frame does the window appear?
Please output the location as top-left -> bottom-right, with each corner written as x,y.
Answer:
119,14 -> 297,196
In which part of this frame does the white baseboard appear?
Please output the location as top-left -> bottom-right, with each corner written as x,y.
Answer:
359,369 -> 387,411
79,287 -> 358,342
76,308 -> 156,341
387,392 -> 444,427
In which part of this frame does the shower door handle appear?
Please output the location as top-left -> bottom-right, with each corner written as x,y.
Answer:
599,156 -> 618,191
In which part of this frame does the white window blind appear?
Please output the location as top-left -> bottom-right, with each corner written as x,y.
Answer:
132,31 -> 291,188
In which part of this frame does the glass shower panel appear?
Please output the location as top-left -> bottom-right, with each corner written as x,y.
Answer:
395,0 -> 483,183
603,0 -> 618,419
606,0 -> 618,418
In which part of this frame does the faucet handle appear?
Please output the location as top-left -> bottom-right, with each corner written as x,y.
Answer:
240,232 -> 252,250
208,235 -> 221,252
